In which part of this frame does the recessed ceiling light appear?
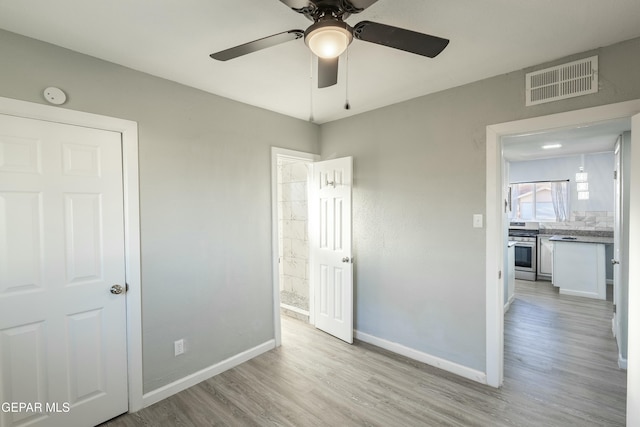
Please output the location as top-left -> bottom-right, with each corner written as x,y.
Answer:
542,143 -> 562,149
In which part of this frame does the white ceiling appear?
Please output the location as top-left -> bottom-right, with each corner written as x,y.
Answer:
503,118 -> 630,162
1,0 -> 640,124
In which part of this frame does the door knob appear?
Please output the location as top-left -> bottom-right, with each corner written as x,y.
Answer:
611,259 -> 620,265
110,284 -> 125,295
342,257 -> 350,263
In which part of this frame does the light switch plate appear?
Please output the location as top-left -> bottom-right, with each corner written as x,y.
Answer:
473,214 -> 483,228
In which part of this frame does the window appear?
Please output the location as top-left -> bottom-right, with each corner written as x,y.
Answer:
509,180 -> 569,221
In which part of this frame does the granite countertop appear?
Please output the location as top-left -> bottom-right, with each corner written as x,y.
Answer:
549,235 -> 614,244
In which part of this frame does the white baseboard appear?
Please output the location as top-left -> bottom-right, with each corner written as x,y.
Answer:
504,295 -> 515,313
141,339 -> 276,408
619,354 -> 628,370
280,303 -> 309,316
354,330 -> 487,385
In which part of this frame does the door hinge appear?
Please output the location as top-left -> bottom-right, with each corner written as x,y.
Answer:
498,271 -> 502,279
613,304 -> 617,314
614,170 -> 618,179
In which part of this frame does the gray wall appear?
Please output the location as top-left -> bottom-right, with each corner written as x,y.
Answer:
0,29 -> 319,392
319,37 -> 640,372
509,152 -> 615,213
2,27 -> 638,391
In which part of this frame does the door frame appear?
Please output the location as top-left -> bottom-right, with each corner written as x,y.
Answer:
0,96 -> 144,412
485,100 -> 640,391
271,147 -> 320,346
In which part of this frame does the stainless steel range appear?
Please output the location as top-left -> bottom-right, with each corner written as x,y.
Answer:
508,222 -> 539,281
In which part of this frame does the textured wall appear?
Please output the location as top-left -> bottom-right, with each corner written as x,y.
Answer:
0,29 -> 319,393
319,37 -> 640,371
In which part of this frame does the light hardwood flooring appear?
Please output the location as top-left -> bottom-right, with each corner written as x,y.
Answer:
103,280 -> 626,426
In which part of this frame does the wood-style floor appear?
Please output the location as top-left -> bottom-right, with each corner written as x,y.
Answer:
103,280 -> 626,426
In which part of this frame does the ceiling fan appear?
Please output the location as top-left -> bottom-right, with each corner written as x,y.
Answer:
210,0 -> 449,88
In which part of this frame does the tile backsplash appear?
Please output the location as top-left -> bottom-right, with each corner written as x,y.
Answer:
539,211 -> 613,232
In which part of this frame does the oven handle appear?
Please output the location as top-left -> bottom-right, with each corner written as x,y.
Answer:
512,241 -> 536,247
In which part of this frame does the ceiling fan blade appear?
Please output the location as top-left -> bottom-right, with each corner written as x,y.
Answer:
210,30 -> 304,61
318,57 -> 339,88
353,21 -> 449,58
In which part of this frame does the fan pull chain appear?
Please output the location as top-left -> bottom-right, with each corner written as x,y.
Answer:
344,48 -> 351,110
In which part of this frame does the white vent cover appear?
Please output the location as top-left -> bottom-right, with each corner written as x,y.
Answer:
526,56 -> 598,106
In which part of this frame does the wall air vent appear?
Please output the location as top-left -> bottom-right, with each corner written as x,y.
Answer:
525,56 -> 598,106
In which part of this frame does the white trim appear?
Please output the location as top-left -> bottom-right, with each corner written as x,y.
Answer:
503,295 -> 515,313
486,100 -> 640,391
628,112 -> 640,425
270,147 -> 319,347
0,96 -> 144,412
619,355 -> 628,370
280,303 -> 310,316
142,339 -> 275,408
355,330 -> 487,384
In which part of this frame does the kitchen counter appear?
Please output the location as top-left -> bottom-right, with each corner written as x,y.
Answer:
550,235 -> 613,245
552,237 -> 608,300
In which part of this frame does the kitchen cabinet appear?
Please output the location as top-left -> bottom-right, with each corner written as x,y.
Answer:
537,235 -> 553,281
551,236 -> 609,300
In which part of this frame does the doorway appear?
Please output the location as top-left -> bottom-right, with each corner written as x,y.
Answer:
0,96 -> 143,417
271,148 -> 319,346
277,156 -> 312,322
271,149 -> 355,345
485,99 -> 640,422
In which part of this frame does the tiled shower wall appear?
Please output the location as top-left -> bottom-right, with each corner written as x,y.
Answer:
277,158 -> 310,312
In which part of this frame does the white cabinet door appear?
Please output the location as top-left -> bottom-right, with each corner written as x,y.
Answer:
309,157 -> 353,343
0,114 -> 128,426
538,236 -> 554,277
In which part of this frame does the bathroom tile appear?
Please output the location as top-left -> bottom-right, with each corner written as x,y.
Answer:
291,201 -> 308,221
290,162 -> 309,183
284,258 -> 306,279
284,220 -> 306,240
291,238 -> 309,259
290,276 -> 309,298
289,182 -> 307,201
281,274 -> 293,292
282,202 -> 293,220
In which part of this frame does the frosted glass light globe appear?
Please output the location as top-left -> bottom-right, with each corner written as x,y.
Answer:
305,22 -> 353,59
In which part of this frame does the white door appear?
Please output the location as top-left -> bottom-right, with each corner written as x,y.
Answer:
613,139 -> 622,338
309,157 -> 353,343
0,114 -> 128,427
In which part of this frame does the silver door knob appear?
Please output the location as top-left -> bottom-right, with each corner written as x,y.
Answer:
110,284 -> 124,295
611,259 -> 620,265
342,257 -> 350,263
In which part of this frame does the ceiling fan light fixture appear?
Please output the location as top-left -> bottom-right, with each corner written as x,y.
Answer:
305,20 -> 353,59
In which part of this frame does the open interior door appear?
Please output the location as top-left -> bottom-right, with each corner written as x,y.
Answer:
309,157 -> 353,343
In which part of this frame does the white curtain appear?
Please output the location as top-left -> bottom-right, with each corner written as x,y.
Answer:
550,181 -> 569,222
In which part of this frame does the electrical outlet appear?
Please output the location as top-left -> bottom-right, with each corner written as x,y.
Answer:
174,339 -> 184,356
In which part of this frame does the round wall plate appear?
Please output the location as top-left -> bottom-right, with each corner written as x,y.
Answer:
43,87 -> 67,105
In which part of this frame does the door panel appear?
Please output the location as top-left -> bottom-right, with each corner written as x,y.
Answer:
309,157 -> 353,343
613,139 -> 621,339
0,114 -> 128,427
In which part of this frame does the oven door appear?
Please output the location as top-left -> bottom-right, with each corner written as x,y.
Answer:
513,241 -> 536,272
